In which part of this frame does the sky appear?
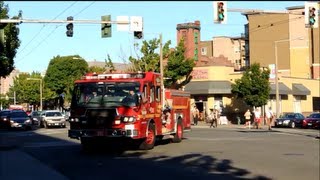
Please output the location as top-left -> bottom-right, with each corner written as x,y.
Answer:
4,1 -> 305,73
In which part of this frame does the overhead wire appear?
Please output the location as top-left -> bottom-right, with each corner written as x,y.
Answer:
16,1 -> 96,65
17,1 -> 78,56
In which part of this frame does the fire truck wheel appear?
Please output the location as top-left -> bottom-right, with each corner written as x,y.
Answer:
172,120 -> 183,143
139,123 -> 156,150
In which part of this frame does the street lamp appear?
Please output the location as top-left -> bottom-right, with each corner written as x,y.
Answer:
274,37 -> 304,118
27,78 -> 43,111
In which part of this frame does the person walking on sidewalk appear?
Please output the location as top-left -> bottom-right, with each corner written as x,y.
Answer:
192,106 -> 199,126
254,108 -> 261,129
244,109 -> 252,128
208,108 -> 219,128
266,107 -> 274,130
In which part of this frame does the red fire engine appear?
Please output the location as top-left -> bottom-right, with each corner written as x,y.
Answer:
68,71 -> 191,150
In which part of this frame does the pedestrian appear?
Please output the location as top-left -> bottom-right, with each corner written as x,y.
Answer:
208,108 -> 214,128
192,106 -> 199,126
254,108 -> 261,129
244,109 -> 252,129
266,107 -> 274,130
213,106 -> 219,128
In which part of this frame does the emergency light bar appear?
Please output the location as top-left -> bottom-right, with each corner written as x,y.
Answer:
82,72 -> 145,80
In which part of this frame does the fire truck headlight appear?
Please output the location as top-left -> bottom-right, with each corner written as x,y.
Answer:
70,118 -> 79,122
123,117 -> 129,122
128,117 -> 136,122
122,116 -> 136,123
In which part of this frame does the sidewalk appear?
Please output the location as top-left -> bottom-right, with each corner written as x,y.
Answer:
191,121 -> 270,129
0,134 -> 69,180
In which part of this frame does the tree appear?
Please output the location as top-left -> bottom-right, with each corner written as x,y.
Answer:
164,39 -> 195,89
7,72 -> 55,109
0,1 -> 21,78
128,38 -> 171,72
105,54 -> 115,72
44,55 -> 88,103
87,66 -> 105,74
231,63 -> 271,108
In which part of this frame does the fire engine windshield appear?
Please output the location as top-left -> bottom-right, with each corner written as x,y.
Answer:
72,82 -> 140,107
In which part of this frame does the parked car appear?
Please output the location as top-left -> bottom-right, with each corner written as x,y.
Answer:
5,110 -> 38,130
302,112 -> 320,129
274,113 -> 305,128
40,110 -> 66,128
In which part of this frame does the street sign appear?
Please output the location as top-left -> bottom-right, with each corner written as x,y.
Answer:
130,16 -> 143,32
269,64 -> 276,80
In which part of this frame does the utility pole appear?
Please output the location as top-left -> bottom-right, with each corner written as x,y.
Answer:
159,33 -> 165,109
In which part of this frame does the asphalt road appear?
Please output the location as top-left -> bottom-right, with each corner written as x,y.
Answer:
1,124 -> 319,180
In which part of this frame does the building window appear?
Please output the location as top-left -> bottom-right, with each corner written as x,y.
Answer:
201,47 -> 207,55
194,32 -> 198,44
194,48 -> 198,60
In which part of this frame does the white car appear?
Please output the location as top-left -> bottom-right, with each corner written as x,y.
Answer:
40,110 -> 66,128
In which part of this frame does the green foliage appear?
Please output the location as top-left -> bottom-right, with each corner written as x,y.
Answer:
87,66 -> 105,74
0,1 -> 21,78
44,55 -> 88,102
128,38 -> 171,73
105,54 -> 116,72
7,72 -> 48,106
164,39 -> 195,89
231,63 -> 271,107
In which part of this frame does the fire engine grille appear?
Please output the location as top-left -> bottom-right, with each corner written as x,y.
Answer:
82,109 -> 117,129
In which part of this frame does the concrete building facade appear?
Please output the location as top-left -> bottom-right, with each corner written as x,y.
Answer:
183,4 -> 320,122
243,4 -> 320,79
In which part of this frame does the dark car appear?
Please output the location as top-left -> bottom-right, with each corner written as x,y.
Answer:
30,111 -> 42,127
5,110 -> 37,130
0,110 -> 11,128
274,113 -> 305,128
302,113 -> 320,129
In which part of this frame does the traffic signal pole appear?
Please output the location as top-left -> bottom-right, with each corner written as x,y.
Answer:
0,18 -> 130,25
227,8 -> 305,15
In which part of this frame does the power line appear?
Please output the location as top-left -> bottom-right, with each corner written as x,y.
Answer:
15,1 -> 96,65
15,2 -> 78,65
73,1 -> 96,18
17,2 -> 77,56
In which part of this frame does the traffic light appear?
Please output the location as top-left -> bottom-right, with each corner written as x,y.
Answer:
134,31 -> 143,39
101,15 -> 112,38
305,2 -> 319,28
213,1 -> 227,24
217,2 -> 225,21
66,16 -> 73,37
130,16 -> 143,39
309,7 -> 316,25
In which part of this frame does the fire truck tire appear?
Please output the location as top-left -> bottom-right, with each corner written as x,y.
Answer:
172,120 -> 183,143
139,123 -> 156,150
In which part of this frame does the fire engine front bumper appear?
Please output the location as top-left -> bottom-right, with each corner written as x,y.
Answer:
68,129 -> 139,139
